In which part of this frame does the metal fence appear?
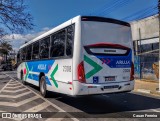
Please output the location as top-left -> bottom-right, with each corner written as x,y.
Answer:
134,52 -> 159,81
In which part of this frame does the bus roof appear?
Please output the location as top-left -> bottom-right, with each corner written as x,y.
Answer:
19,16 -> 130,49
81,16 -> 130,27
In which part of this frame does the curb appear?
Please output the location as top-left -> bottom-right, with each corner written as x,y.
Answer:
134,89 -> 160,97
135,79 -> 158,83
137,89 -> 151,94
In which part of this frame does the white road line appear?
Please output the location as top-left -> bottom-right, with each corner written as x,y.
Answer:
45,111 -> 67,121
9,81 -> 19,84
17,96 -> 39,106
0,110 -> 6,112
0,102 -> 16,106
7,83 -> 22,86
24,102 -> 50,112
0,96 -> 39,107
0,91 -> 31,98
45,118 -> 64,121
151,109 -> 160,112
5,85 -> 24,89
3,72 -> 79,121
0,79 -> 12,93
2,88 -> 27,93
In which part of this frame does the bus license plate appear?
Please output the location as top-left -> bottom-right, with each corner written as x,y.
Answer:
105,76 -> 116,81
104,85 -> 119,89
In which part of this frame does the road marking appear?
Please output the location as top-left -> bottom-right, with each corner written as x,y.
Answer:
0,91 -> 31,98
0,110 -> 6,112
2,88 -> 27,93
5,85 -> 23,89
0,102 -> 16,106
9,81 -> 20,84
0,96 -> 39,107
45,112 -> 66,121
0,79 -> 12,94
3,72 -> 79,121
17,96 -> 39,106
24,102 -> 50,112
7,83 -> 22,86
151,109 -> 160,112
45,118 -> 65,121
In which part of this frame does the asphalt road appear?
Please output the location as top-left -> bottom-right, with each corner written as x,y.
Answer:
0,71 -> 160,121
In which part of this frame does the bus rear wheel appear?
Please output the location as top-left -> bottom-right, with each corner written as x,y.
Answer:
40,76 -> 48,98
21,72 -> 26,85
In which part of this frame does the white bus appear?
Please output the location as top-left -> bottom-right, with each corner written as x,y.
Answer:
17,16 -> 134,97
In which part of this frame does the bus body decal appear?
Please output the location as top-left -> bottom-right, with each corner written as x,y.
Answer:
50,64 -> 58,88
28,73 -> 52,85
25,62 -> 29,81
27,60 -> 54,73
84,55 -> 102,79
22,60 -> 55,86
96,50 -> 132,68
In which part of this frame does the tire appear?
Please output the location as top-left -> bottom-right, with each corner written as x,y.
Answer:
21,72 -> 26,85
40,76 -> 48,98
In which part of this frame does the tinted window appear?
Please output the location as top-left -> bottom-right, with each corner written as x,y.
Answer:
32,41 -> 39,59
26,45 -> 32,60
17,51 -> 20,63
50,30 -> 65,57
40,37 -> 50,59
21,47 -> 26,61
138,42 -> 159,54
66,25 -> 74,56
153,42 -> 159,50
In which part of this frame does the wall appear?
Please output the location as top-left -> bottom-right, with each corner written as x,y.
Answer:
131,14 -> 159,41
130,14 -> 159,81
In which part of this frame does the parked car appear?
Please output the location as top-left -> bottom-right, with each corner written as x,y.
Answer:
2,63 -> 13,71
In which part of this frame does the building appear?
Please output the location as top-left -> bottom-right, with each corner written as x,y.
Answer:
130,14 -> 159,80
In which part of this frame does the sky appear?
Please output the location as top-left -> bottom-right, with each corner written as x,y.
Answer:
5,0 -> 158,52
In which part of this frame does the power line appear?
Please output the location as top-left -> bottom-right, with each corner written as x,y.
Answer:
122,6 -> 153,20
97,0 -> 125,16
134,7 -> 158,21
100,0 -> 134,16
122,5 -> 158,21
89,0 -> 119,15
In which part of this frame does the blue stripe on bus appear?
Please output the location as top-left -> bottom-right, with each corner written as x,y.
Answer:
28,74 -> 52,85
95,50 -> 132,68
27,60 -> 55,74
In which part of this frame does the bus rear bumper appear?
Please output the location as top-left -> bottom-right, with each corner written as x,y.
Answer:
73,80 -> 134,96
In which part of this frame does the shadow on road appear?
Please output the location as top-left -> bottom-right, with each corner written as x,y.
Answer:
25,82 -> 160,115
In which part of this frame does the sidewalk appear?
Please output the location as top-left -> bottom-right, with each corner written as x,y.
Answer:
134,79 -> 160,96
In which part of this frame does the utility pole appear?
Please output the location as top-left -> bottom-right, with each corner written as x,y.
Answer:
139,28 -> 142,79
158,0 -> 160,92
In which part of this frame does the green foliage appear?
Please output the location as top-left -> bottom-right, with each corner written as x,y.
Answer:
0,0 -> 34,38
0,41 -> 12,55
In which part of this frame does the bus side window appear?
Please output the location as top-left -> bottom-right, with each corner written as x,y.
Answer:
17,51 -> 20,63
21,47 -> 26,61
50,30 -> 65,57
32,41 -> 39,59
66,25 -> 74,56
40,37 -> 50,59
26,45 -> 32,60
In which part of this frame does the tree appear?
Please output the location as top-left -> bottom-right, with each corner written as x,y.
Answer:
0,0 -> 34,39
0,41 -> 12,61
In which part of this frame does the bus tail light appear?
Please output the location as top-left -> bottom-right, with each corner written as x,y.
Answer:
77,61 -> 86,83
130,62 -> 134,81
